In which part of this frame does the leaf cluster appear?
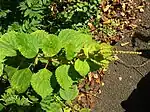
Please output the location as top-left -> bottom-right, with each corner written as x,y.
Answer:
46,0 -> 102,33
0,0 -> 103,35
0,0 -> 51,34
0,29 -> 113,111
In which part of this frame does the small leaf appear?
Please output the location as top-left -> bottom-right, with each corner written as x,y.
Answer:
16,33 -> 39,58
65,43 -> 76,60
100,59 -> 110,68
0,103 -> 4,111
99,43 -> 112,50
24,9 -> 31,17
40,95 -> 62,112
83,41 -> 101,56
43,0 -> 47,5
41,102 -> 62,112
75,59 -> 90,77
55,65 -> 73,90
10,68 -> 32,93
26,0 -> 33,7
60,85 -> 78,101
63,107 -> 71,112
31,68 -> 53,98
42,34 -> 62,57
27,95 -> 39,102
99,43 -> 113,58
16,96 -> 31,106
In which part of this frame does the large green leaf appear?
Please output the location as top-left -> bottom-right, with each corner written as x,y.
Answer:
16,33 -> 39,58
55,65 -> 73,90
75,33 -> 92,52
58,29 -> 92,59
74,59 -> 90,77
58,29 -> 78,47
31,30 -> 49,48
0,47 -> 16,57
31,68 -> 53,98
10,68 -> 32,93
59,85 -> 78,101
0,40 -> 17,57
0,31 -> 18,58
0,31 -> 18,50
42,34 -> 62,57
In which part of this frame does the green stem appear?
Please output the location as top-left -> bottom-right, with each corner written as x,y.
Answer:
113,50 -> 142,54
44,61 -> 49,69
54,95 -> 65,107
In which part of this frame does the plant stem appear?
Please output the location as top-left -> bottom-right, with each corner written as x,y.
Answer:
45,61 -> 49,69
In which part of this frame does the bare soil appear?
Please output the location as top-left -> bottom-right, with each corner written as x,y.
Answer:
94,1 -> 150,112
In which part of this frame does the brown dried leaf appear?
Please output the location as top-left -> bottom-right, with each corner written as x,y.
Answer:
103,5 -> 111,12
103,19 -> 111,24
96,78 -> 101,84
78,93 -> 85,101
101,15 -> 109,22
88,23 -> 96,31
88,72 -> 93,82
93,74 -> 98,79
121,12 -> 125,16
122,3 -> 126,11
139,8 -> 144,12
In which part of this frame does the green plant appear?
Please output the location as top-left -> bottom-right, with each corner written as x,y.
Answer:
0,0 -> 52,34
0,29 -> 113,111
0,0 -> 106,36
46,0 -> 102,33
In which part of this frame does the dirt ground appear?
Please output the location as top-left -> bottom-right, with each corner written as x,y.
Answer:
94,1 -> 150,112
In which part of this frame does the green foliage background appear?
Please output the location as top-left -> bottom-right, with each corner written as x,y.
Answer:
0,0 -> 102,34
0,0 -> 114,111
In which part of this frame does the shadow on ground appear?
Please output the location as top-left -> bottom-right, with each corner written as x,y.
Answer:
137,49 -> 150,59
94,1 -> 150,111
121,71 -> 150,112
132,32 -> 150,59
132,32 -> 150,45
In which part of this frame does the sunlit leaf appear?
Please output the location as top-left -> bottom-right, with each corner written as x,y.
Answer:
60,85 -> 78,101
55,65 -> 73,90
42,34 -> 62,57
31,68 -> 53,98
16,33 -> 39,58
74,59 -> 90,77
40,95 -> 62,112
10,68 -> 32,93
